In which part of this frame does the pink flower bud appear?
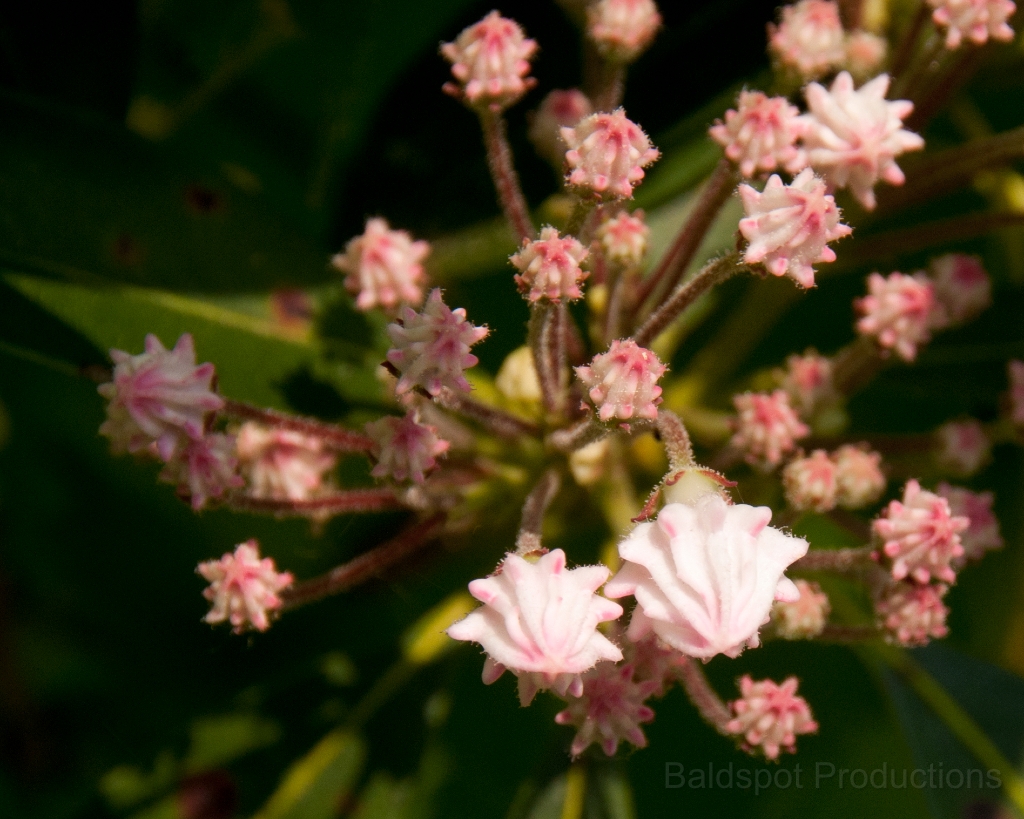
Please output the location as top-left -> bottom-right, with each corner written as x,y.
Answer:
595,210 -> 650,267
447,549 -> 624,706
937,483 -> 1003,562
872,479 -> 968,584
927,0 -> 1016,49
235,423 -> 338,502
386,289 -> 489,397
528,89 -> 593,166
855,272 -> 940,362
1009,360 -> 1024,427
440,12 -> 538,111
876,582 -> 949,646
783,450 -> 838,511
710,91 -> 807,178
510,226 -> 590,302
98,333 -> 224,461
366,411 -> 450,484
160,433 -> 243,511
778,350 -> 835,416
934,419 -> 991,477
331,217 -> 429,311
576,339 -> 665,422
832,444 -> 886,509
726,676 -> 818,760
928,253 -> 991,326
772,579 -> 830,639
739,169 -> 852,288
801,72 -> 925,210
606,495 -> 809,659
197,540 -> 294,633
586,0 -> 662,63
554,660 -> 659,757
731,390 -> 810,469
844,30 -> 888,79
768,0 -> 847,79
561,109 -> 660,199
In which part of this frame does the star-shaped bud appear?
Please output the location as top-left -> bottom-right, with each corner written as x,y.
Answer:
937,483 -> 1003,563
197,541 -> 294,633
576,339 -> 665,422
331,217 -> 429,311
595,210 -> 650,267
855,272 -> 941,362
562,109 -> 660,200
783,449 -> 838,512
235,423 -> 338,502
929,253 -> 991,327
801,72 -> 925,210
159,433 -> 243,511
927,0 -> 1016,49
528,89 -> 593,166
586,0 -> 662,63
510,226 -> 589,302
772,579 -> 830,639
731,390 -> 810,469
739,169 -> 852,288
934,419 -> 990,477
844,30 -> 887,79
366,411 -> 450,484
777,349 -> 836,416
832,444 -> 886,509
726,676 -> 819,760
710,91 -> 808,178
768,0 -> 847,79
440,12 -> 537,111
876,582 -> 949,646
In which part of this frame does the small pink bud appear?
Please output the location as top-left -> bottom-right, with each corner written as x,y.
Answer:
440,12 -> 538,111
1009,360 -> 1024,427
710,91 -> 807,178
606,495 -> 809,660
98,333 -> 224,461
561,109 -> 660,200
235,423 -> 338,502
872,479 -> 968,584
386,289 -> 489,397
832,443 -> 886,509
801,72 -> 925,210
855,272 -> 940,362
626,633 -> 685,698
937,483 -> 1003,563
739,169 -> 852,288
778,350 -> 835,416
731,390 -> 810,470
726,676 -> 818,760
934,419 -> 991,477
576,339 -> 666,422
586,0 -> 662,63
447,549 -> 624,706
366,411 -> 450,484
768,0 -> 847,79
844,30 -> 888,78
927,0 -> 1016,49
928,253 -> 991,326
160,433 -> 243,511
528,89 -> 593,166
197,540 -> 294,633
510,226 -> 590,302
331,217 -> 429,312
876,582 -> 949,646
595,210 -> 650,267
772,579 -> 830,639
783,450 -> 838,512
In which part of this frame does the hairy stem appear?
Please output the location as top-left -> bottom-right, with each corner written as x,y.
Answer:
657,409 -> 695,469
677,657 -> 733,735
480,110 -> 534,243
548,417 -> 610,453
792,546 -> 874,573
529,302 -> 565,415
221,400 -> 374,452
434,387 -> 540,439
227,488 -> 404,518
515,469 -> 562,554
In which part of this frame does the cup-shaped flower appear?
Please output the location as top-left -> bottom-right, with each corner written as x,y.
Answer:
510,226 -> 589,303
927,0 -> 1016,49
197,540 -> 294,633
447,549 -> 624,705
605,495 -> 809,660
561,109 -> 660,200
726,676 -> 818,759
710,91 -> 807,178
331,217 -> 429,311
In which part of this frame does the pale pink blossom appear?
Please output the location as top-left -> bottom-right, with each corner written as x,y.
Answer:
844,30 -> 887,79
510,226 -> 590,302
927,0 -> 1016,48
783,450 -> 838,512
832,444 -> 886,508
98,334 -> 223,460
801,72 -> 925,210
1009,360 -> 1024,426
554,661 -> 658,757
731,390 -> 810,469
561,109 -> 660,199
595,210 -> 650,267
160,433 -> 243,510
386,289 -> 489,397
739,170 -> 852,288
365,411 -> 450,484
440,11 -> 537,110
778,350 -> 835,416
876,582 -> 949,645
586,0 -> 662,63
447,549 -> 623,705
605,495 -> 809,660
772,579 -> 830,639
709,91 -> 807,178
331,217 -> 429,311
872,479 -> 968,583
855,272 -> 940,362
934,419 -> 991,476
937,483 -> 1003,562
235,423 -> 338,501
528,89 -> 593,166
726,676 -> 818,759
576,339 -> 665,422
197,540 -> 294,633
929,253 -> 991,326
768,0 -> 847,79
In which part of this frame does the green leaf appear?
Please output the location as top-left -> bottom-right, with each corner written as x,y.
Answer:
184,713 -> 281,772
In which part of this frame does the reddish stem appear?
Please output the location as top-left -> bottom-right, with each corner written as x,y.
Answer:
657,409 -> 695,469
434,388 -> 540,439
227,488 -> 404,518
818,623 -> 882,643
480,111 -> 534,244
677,657 -> 733,735
515,469 -> 562,554
792,546 -> 874,573
221,400 -> 373,452
547,417 -> 610,453
529,302 -> 565,415
890,3 -> 931,81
